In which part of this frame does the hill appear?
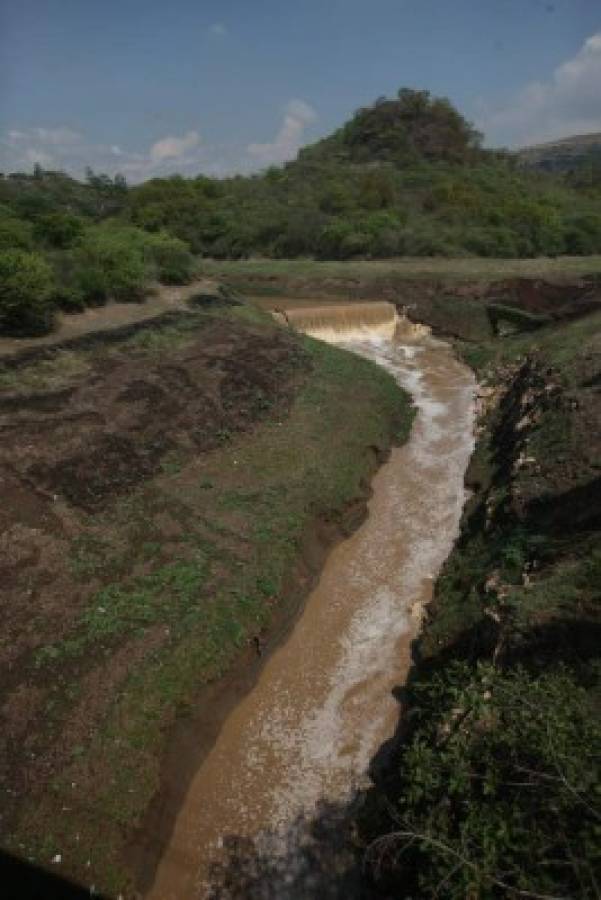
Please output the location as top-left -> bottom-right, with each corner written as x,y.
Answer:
2,89 -> 601,337
518,132 -> 601,172
123,90 -> 601,261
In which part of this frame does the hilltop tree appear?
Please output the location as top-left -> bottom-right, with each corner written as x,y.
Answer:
340,88 -> 483,165
298,88 -> 483,168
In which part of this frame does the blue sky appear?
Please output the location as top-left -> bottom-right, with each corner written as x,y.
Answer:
1,0 -> 600,181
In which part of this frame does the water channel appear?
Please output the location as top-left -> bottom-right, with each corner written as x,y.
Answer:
148,303 -> 475,899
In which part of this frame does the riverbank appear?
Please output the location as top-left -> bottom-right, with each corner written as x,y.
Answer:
358,308 -> 601,897
0,299 -> 413,896
202,256 -> 601,284
145,327 -> 475,900
200,257 -> 601,346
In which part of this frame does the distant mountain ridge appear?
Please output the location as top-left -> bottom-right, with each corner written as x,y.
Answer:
517,132 -> 601,172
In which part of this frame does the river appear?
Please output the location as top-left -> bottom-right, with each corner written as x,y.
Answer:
147,307 -> 475,899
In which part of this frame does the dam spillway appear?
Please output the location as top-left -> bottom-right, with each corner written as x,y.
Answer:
273,300 -> 400,341
148,302 -> 475,899
271,298 -> 431,343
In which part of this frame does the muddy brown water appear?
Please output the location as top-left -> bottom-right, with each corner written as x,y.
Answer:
147,307 -> 475,899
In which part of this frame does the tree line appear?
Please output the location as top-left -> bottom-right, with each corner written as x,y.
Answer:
2,89 -> 601,335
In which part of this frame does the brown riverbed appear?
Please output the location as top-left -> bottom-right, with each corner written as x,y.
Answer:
147,318 -> 475,899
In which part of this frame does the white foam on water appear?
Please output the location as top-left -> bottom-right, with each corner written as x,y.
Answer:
230,329 -> 476,840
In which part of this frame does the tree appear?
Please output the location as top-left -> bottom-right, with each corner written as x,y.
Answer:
85,167 -> 128,217
341,88 -> 482,165
33,212 -> 84,248
0,249 -> 55,334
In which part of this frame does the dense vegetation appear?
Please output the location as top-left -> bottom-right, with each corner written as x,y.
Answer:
361,310 -> 601,898
2,89 -> 601,335
0,169 -> 195,334
124,91 -> 601,261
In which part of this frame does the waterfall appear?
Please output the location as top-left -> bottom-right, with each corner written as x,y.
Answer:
271,301 -> 429,343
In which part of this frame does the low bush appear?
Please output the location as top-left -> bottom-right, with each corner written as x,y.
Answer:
0,214 -> 34,250
399,223 -> 464,257
72,225 -> 150,304
365,663 -> 600,899
317,219 -> 370,259
59,225 -> 195,307
33,212 -> 85,248
0,249 -> 56,334
463,225 -> 521,258
564,212 -> 601,255
361,210 -> 407,257
273,209 -> 327,257
144,231 -> 194,283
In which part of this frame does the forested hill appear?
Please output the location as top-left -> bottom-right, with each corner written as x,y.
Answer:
298,88 -> 483,165
2,89 -> 601,336
124,90 -> 600,260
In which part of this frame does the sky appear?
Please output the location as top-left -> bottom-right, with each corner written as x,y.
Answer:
1,0 -> 600,182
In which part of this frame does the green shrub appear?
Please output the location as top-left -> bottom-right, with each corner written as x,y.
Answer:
564,212 -> 601,254
33,212 -> 85,248
357,211 -> 406,257
507,201 -> 566,256
0,249 -> 56,334
317,219 -> 370,259
463,226 -> 520,258
318,182 -> 355,214
365,664 -> 600,899
399,223 -> 463,257
273,209 -> 328,257
51,284 -> 87,313
0,215 -> 34,251
144,231 -> 194,283
73,225 -> 150,303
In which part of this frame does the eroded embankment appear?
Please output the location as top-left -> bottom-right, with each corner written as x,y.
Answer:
359,310 -> 601,898
0,303 -> 412,896
146,320 -> 475,899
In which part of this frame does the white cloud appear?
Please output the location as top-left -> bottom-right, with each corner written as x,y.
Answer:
208,22 -> 227,36
247,99 -> 317,165
0,124 -> 206,180
149,130 -> 201,162
0,101 -> 318,181
478,31 -> 601,147
33,126 -> 82,145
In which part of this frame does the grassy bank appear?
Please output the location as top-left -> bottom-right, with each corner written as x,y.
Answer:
1,301 -> 413,895
202,255 -> 601,288
360,310 -> 601,897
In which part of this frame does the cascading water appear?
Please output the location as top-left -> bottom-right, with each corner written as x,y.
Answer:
274,300 -> 431,344
148,302 -> 475,899
274,301 -> 400,342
